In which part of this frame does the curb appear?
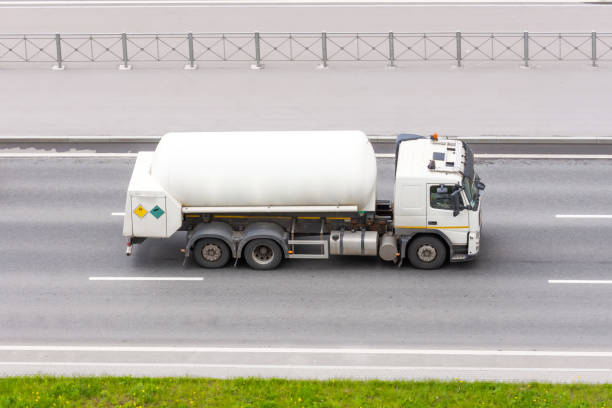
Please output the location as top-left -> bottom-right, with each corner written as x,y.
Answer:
0,136 -> 161,143
368,136 -> 612,144
2,135 -> 612,144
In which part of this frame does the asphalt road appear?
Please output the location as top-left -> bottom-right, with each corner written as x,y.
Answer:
1,156 -> 612,380
1,63 -> 612,138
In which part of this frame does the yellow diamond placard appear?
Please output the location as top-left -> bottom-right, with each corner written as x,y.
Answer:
133,204 -> 148,218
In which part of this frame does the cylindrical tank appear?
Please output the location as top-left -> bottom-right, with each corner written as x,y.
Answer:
150,131 -> 377,211
329,230 -> 378,256
379,232 -> 398,261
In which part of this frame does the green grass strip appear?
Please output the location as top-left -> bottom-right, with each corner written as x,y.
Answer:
0,376 -> 611,407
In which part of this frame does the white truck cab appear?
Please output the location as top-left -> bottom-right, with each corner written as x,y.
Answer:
392,134 -> 484,268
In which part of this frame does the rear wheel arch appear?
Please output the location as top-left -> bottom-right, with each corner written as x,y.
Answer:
192,237 -> 232,269
242,238 -> 283,270
238,235 -> 288,259
186,221 -> 237,258
236,222 -> 289,259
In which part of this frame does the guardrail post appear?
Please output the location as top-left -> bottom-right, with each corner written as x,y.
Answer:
52,33 -> 65,70
591,31 -> 597,67
523,31 -> 529,68
184,32 -> 198,70
251,31 -> 263,69
319,31 -> 328,68
119,32 -> 132,70
456,31 -> 462,67
388,31 -> 395,67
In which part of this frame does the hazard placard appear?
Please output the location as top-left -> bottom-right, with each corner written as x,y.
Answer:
150,205 -> 165,219
133,204 -> 148,218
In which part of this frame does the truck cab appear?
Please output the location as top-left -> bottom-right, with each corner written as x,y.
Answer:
392,134 -> 484,269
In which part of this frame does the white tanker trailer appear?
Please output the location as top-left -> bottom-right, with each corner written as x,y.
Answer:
122,131 -> 484,270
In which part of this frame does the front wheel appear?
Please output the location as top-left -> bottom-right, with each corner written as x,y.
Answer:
244,239 -> 283,270
193,238 -> 231,269
407,236 -> 447,270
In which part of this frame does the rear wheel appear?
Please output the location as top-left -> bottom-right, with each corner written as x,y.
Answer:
407,236 -> 447,270
193,238 -> 231,268
244,239 -> 283,270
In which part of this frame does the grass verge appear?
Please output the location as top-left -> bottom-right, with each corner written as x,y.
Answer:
0,376 -> 611,407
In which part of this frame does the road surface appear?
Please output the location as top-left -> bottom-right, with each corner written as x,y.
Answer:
1,155 -> 611,381
1,63 -> 612,138
2,3 -> 612,33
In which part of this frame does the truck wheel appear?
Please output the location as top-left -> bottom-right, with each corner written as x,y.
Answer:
407,236 -> 447,270
244,239 -> 283,270
193,238 -> 231,269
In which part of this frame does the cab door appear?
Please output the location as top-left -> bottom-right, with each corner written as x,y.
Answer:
426,184 -> 469,245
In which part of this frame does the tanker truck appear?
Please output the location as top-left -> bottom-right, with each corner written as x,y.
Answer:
122,131 -> 484,270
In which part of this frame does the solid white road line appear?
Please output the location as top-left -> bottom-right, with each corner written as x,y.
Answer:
475,154 -> 612,159
0,153 -> 137,158
0,361 -> 609,372
0,136 -> 161,142
3,345 -> 612,357
556,214 -> 612,219
89,276 -> 203,281
0,0 -> 594,7
111,212 -> 125,216
376,153 -> 612,159
549,280 -> 612,285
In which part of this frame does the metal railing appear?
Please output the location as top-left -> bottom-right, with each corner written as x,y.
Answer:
1,31 -> 611,69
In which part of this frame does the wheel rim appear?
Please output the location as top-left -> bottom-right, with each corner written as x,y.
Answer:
251,244 -> 275,265
202,243 -> 222,262
417,244 -> 437,263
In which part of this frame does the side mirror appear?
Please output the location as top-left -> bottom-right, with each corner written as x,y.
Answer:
476,181 -> 486,191
450,189 -> 465,217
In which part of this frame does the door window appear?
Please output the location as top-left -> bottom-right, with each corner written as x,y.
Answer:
429,185 -> 457,211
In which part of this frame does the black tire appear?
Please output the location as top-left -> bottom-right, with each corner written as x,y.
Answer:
192,238 -> 231,269
243,239 -> 283,270
407,236 -> 447,270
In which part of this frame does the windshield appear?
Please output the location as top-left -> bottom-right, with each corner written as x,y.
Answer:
462,175 -> 479,209
461,142 -> 480,210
